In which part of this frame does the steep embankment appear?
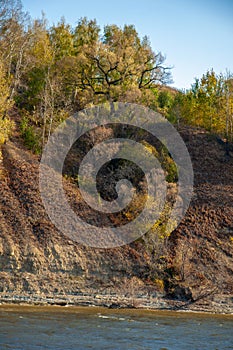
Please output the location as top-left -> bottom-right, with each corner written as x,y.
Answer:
0,123 -> 232,311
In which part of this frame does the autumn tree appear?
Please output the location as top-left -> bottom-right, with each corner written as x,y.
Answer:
50,18 -> 73,60
0,0 -> 30,99
171,70 -> 233,140
0,59 -> 14,143
73,22 -> 171,106
45,19 -> 172,111
223,73 -> 233,142
0,9 -> 173,150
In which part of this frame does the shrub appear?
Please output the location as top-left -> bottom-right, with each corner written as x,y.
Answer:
0,117 -> 15,145
154,278 -> 164,292
20,116 -> 41,154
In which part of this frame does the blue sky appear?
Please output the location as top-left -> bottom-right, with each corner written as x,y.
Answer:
21,0 -> 233,90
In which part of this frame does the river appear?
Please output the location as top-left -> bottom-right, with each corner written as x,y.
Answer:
0,305 -> 233,349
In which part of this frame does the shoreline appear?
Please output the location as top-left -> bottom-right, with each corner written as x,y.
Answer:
1,293 -> 233,315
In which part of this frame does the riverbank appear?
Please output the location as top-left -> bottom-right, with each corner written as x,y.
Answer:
1,303 -> 233,350
1,124 -> 233,317
1,292 -> 233,315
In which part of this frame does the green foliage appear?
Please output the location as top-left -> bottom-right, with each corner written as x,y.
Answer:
20,116 -> 41,154
169,70 -> 233,140
159,146 -> 177,183
0,2 -> 173,145
141,140 -> 177,183
50,18 -> 74,60
73,17 -> 100,52
17,67 -> 46,111
158,90 -> 173,109
166,92 -> 183,124
2,1 -> 233,149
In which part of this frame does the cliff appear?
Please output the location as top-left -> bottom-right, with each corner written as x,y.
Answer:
0,123 -> 233,311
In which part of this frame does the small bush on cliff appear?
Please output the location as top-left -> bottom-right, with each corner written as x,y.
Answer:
20,116 -> 41,154
0,117 -> 15,145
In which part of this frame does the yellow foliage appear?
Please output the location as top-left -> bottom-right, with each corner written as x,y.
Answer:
0,61 -> 13,117
141,140 -> 159,158
154,278 -> 164,291
0,117 -> 15,145
30,23 -> 54,66
0,61 -> 14,144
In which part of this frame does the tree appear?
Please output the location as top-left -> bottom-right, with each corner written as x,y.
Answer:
0,0 -> 30,99
17,16 -> 58,145
224,73 -> 233,142
50,18 -> 73,60
66,21 -> 172,108
0,59 -> 14,143
174,70 -> 233,140
0,12 -> 173,150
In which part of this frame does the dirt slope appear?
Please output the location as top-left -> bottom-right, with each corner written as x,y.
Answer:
0,124 -> 232,303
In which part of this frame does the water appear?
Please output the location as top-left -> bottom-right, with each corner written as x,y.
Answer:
0,305 -> 233,350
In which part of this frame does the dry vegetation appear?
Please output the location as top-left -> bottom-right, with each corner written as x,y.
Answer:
0,118 -> 232,306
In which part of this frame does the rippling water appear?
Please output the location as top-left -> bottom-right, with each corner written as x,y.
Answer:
0,305 -> 233,350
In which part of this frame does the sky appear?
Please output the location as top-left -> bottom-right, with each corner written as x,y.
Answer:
21,0 -> 233,90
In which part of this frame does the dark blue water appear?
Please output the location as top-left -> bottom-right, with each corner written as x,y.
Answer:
0,306 -> 233,350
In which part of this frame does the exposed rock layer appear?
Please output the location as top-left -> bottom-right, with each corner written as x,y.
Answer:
0,126 -> 232,306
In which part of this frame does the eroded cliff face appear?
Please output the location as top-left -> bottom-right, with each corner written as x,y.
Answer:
0,141 -> 154,296
0,127 -> 232,301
